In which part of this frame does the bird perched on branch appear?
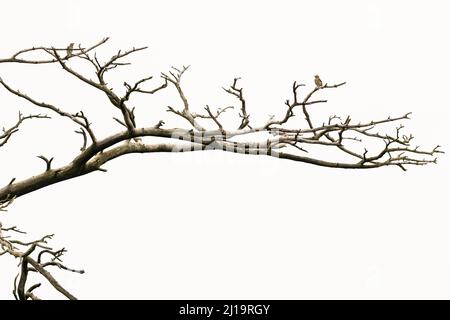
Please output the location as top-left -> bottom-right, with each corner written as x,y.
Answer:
66,43 -> 74,58
314,75 -> 323,88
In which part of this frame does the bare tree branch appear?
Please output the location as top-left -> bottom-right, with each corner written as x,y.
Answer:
163,65 -> 205,131
0,78 -> 97,145
223,77 -> 250,129
0,222 -> 82,300
0,39 -> 443,299
0,38 -> 109,65
0,112 -> 50,147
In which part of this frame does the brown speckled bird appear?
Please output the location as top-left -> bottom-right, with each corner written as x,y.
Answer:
66,43 -> 74,58
314,75 -> 323,88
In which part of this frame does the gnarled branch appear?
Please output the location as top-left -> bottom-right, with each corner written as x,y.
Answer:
0,223 -> 83,300
0,40 -> 443,299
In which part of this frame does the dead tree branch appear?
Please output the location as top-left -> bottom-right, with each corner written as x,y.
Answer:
0,112 -> 49,147
0,39 -> 443,299
0,218 -> 83,300
0,38 -> 109,65
0,40 -> 443,203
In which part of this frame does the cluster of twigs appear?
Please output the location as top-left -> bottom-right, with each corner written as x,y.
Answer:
0,202 -> 83,300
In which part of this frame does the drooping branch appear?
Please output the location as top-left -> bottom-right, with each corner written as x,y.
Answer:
0,78 -> 97,146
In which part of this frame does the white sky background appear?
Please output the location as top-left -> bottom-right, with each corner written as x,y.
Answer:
0,0 -> 449,299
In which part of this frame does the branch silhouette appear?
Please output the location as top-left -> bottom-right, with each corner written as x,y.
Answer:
0,38 -> 443,299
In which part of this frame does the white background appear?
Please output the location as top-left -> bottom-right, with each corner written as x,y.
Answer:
0,0 -> 449,299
